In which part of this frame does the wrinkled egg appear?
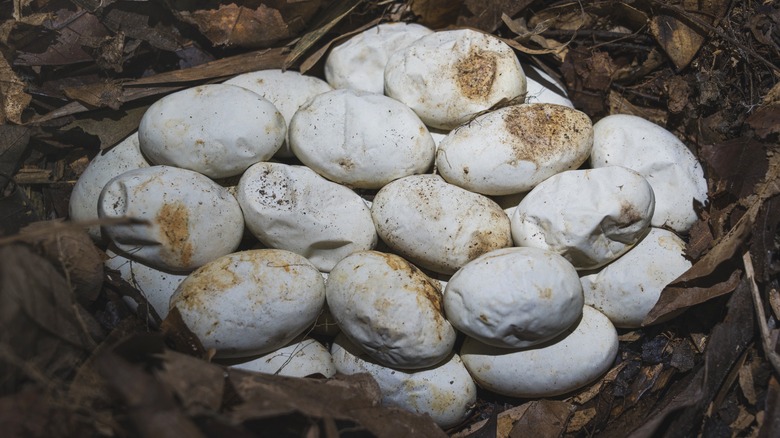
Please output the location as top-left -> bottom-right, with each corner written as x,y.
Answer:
236,162 -> 377,272
444,247 -> 583,349
170,249 -> 325,358
230,337 -> 336,378
326,251 -> 456,369
98,165 -> 244,272
511,166 -> 655,270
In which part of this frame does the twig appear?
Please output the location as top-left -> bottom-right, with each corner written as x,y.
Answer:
742,251 -> 780,376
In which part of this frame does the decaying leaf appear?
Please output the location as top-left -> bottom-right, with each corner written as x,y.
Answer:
0,124 -> 30,191
507,400 -> 574,437
14,9 -> 110,66
649,14 -> 705,71
284,0 -> 363,69
62,80 -> 124,110
0,55 -> 32,124
410,0 -> 463,29
65,105 -> 149,149
458,0 -> 533,34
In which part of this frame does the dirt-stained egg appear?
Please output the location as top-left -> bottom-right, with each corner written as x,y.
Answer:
436,104 -> 593,195
511,167 -> 655,270
224,69 -> 332,158
170,249 -> 326,358
384,29 -> 526,130
98,165 -> 244,272
236,162 -> 377,272
230,337 -> 336,378
289,89 -> 435,189
591,114 -> 708,232
581,228 -> 692,328
69,133 -> 150,240
460,306 -> 618,398
104,249 -> 188,319
331,333 -> 476,428
326,251 -> 456,369
371,174 -> 512,274
325,22 -> 433,94
138,84 -> 285,179
444,247 -> 583,348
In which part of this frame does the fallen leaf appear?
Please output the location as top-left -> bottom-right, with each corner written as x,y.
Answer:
458,0 -> 533,33
0,54 -> 32,124
15,9 -> 110,66
411,0 -> 463,29
746,102 -> 780,139
62,80 -> 124,109
101,2 -> 183,52
761,375 -> 780,436
700,138 -> 768,200
650,14 -> 705,70
0,124 -> 30,191
284,0 -> 363,69
508,400 -> 574,438
608,90 -> 668,126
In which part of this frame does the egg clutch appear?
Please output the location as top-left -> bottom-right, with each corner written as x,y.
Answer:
69,24 -> 708,428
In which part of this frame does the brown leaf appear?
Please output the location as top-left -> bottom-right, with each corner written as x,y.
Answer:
458,0 -> 533,33
160,307 -> 208,359
101,2 -> 183,52
411,0 -> 463,29
644,269 -> 742,326
156,349 -> 225,414
650,14 -> 705,70
0,244 -> 100,394
0,124 -> 30,191
508,400 -> 574,438
608,90 -> 668,125
700,138 -> 768,200
62,80 -> 124,109
284,0 -> 363,70
15,9 -> 110,66
65,105 -> 149,149
0,55 -> 32,124
746,102 -> 780,139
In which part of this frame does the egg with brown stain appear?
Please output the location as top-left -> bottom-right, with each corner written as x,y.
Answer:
98,165 -> 244,272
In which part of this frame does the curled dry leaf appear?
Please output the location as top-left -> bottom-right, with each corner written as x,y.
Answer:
0,55 -> 32,124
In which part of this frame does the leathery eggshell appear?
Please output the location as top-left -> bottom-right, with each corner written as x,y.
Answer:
224,69 -> 332,158
460,306 -> 618,398
324,22 -> 433,94
230,337 -> 336,378
170,249 -> 326,358
331,334 -> 476,428
581,228 -> 692,328
98,165 -> 244,272
69,133 -> 150,240
591,114 -> 708,232
511,167 -> 655,270
138,84 -> 285,179
444,247 -> 584,348
384,29 -> 526,130
236,162 -> 378,272
289,89 -> 435,189
436,103 -> 593,195
326,251 -> 456,369
104,249 -> 188,319
372,174 -> 512,274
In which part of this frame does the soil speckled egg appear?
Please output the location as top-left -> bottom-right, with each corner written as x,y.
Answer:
511,167 -> 655,270
325,22 -> 433,94
581,228 -> 692,328
331,334 -> 476,428
384,29 -> 526,130
69,133 -> 150,240
98,165 -> 244,272
372,174 -> 512,274
139,84 -> 285,179
436,103 -> 593,195
289,89 -> 434,189
460,306 -> 618,398
236,162 -> 377,272
170,249 -> 325,358
326,251 -> 456,369
444,247 -> 583,348
591,114 -> 707,232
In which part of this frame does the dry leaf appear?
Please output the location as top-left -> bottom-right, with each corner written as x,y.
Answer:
0,125 -> 30,191
62,80 -> 124,109
508,400 -> 574,438
65,105 -> 149,149
649,14 -> 705,70
0,55 -> 32,124
284,0 -> 363,69
458,0 -> 533,33
411,0 -> 463,29
15,9 -> 110,66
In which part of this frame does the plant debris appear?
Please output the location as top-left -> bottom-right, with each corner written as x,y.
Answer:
1,0 -> 779,436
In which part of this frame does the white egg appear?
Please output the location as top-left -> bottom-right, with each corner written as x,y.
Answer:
331,334 -> 476,428
384,29 -> 526,130
591,114 -> 708,232
460,306 -> 618,398
511,167 -> 655,270
581,228 -> 692,328
170,249 -> 326,358
436,103 -> 593,195
325,22 -> 433,94
326,251 -> 456,369
104,249 -> 188,319
371,174 -> 512,274
98,165 -> 244,272
224,69 -> 332,158
230,337 -> 336,378
523,64 -> 574,107
289,89 -> 435,189
69,133 -> 150,240
444,247 -> 583,348
138,84 -> 285,179
236,162 -> 377,272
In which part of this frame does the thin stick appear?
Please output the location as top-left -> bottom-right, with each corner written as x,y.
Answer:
742,251 -> 780,376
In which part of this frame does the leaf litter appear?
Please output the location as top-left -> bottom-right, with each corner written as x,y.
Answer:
1,0 -> 779,436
